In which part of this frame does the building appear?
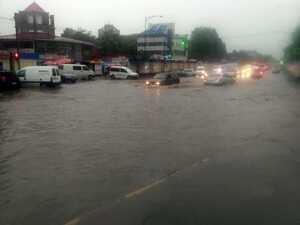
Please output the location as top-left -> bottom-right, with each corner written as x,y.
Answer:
98,24 -> 120,39
14,2 -> 55,40
137,23 -> 188,61
0,2 -> 99,72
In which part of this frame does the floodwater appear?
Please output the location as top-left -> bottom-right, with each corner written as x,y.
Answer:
0,74 -> 300,225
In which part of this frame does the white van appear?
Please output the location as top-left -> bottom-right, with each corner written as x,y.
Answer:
17,66 -> 61,86
58,64 -> 95,80
109,66 -> 139,80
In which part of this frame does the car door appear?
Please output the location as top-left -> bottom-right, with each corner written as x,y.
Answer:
73,66 -> 82,79
120,68 -> 128,79
166,74 -> 172,84
82,66 -> 89,78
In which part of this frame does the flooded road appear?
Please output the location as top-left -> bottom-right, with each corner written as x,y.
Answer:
1,74 -> 300,225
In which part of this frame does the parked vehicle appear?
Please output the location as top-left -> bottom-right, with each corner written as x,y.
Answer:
109,66 -> 139,80
145,72 -> 180,87
58,64 -> 95,80
17,66 -> 61,86
176,68 -> 196,77
0,71 -> 21,90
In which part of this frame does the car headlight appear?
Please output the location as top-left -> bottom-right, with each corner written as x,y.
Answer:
156,81 -> 160,85
146,81 -> 150,85
216,68 -> 222,74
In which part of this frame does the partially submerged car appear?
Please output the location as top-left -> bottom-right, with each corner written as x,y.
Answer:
145,73 -> 180,87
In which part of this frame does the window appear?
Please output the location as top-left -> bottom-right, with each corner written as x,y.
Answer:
17,70 -> 26,77
83,66 -> 89,71
36,15 -> 43,24
37,30 -> 44,33
110,68 -> 120,72
120,69 -> 128,73
58,65 -> 64,70
73,66 -> 82,71
27,15 -> 34,24
52,69 -> 57,76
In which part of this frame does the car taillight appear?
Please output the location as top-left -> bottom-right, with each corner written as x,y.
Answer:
0,76 -> 6,82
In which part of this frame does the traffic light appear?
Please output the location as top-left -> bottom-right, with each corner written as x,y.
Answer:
180,38 -> 188,49
14,52 -> 20,60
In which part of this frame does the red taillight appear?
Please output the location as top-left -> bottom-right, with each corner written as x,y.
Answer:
0,76 -> 6,82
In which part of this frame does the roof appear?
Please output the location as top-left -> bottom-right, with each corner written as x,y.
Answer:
0,34 -> 15,40
0,34 -> 94,46
24,2 -> 45,13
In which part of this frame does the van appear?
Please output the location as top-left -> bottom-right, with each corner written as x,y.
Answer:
17,66 -> 61,86
109,66 -> 139,80
58,64 -> 95,80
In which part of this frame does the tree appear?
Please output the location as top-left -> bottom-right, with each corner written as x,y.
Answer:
97,30 -> 121,56
119,34 -> 138,58
189,27 -> 226,61
284,25 -> 300,62
61,28 -> 97,44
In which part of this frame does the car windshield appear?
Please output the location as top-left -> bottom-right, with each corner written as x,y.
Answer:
154,73 -> 167,79
1,1 -> 300,225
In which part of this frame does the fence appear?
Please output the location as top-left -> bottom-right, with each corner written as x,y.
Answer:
130,61 -> 197,75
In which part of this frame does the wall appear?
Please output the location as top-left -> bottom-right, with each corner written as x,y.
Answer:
133,62 -> 196,75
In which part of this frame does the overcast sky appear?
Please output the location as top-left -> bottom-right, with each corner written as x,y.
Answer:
1,0 -> 300,58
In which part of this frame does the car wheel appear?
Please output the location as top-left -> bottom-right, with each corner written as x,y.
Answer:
88,75 -> 93,80
111,75 -> 115,80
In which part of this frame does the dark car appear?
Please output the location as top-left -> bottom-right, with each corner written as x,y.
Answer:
0,71 -> 21,91
145,73 -> 180,86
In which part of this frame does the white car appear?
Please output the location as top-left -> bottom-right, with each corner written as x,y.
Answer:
17,66 -> 61,86
58,64 -> 95,80
109,66 -> 139,80
196,66 -> 208,79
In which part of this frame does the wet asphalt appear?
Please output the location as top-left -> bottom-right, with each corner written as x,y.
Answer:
0,73 -> 300,225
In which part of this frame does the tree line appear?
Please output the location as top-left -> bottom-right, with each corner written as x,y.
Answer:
61,26 -> 228,61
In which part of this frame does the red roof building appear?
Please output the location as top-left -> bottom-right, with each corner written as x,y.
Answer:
24,2 -> 45,13
14,2 -> 55,40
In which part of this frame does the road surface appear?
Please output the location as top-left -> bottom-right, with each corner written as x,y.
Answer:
0,73 -> 300,225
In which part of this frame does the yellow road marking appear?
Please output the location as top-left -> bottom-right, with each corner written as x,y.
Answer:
65,217 -> 80,225
125,178 -> 166,199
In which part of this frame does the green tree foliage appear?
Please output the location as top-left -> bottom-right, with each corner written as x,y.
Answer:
119,34 -> 138,57
97,30 -> 121,56
190,27 -> 226,61
61,28 -> 97,44
284,25 -> 300,62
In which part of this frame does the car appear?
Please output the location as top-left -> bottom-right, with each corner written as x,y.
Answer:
272,65 -> 281,74
176,68 -> 196,77
109,66 -> 139,80
17,66 -> 61,87
204,67 -> 235,86
0,71 -> 21,91
237,65 -> 253,79
251,65 -> 265,79
195,66 -> 208,79
145,72 -> 180,87
60,73 -> 78,83
58,64 -> 95,80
